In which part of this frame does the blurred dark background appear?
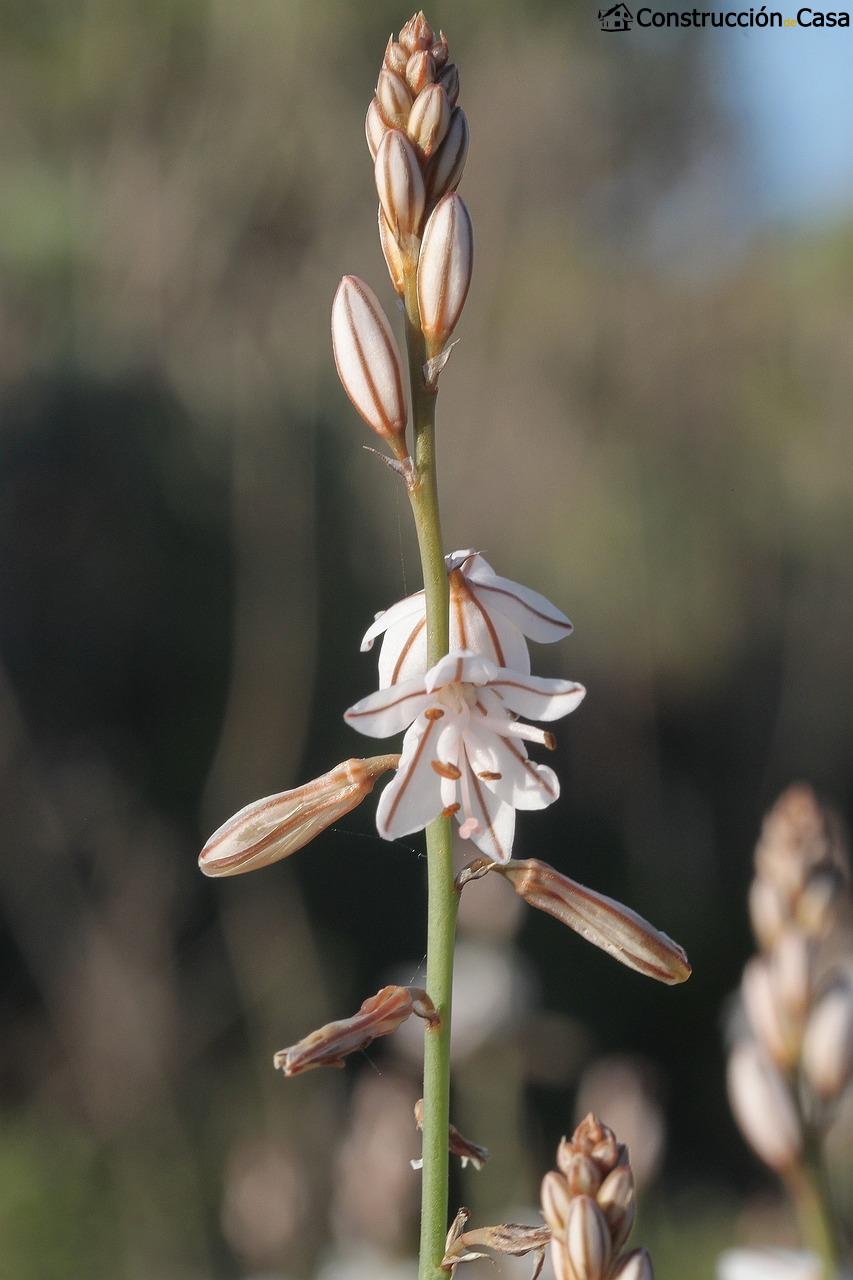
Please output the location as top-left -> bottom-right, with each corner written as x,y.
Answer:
1,1 -> 852,1276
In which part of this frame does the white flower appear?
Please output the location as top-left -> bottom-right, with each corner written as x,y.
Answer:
361,551 -> 573,688
344,651 -> 585,862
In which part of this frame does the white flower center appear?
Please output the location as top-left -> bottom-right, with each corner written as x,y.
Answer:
436,680 -> 478,718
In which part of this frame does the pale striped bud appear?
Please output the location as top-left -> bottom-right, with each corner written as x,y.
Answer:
611,1248 -> 655,1280
727,1040 -> 802,1172
273,984 -> 436,1076
550,1239 -> 574,1280
749,877 -> 789,950
376,67 -> 412,130
378,206 -> 407,295
399,10 -> 434,53
365,97 -> 388,161
495,859 -> 692,985
801,979 -> 853,1101
375,128 -> 425,241
564,1152 -> 603,1197
541,1171 -> 572,1236
406,50 -> 435,94
437,61 -> 459,107
773,930 -> 812,1020
383,37 -> 408,77
565,1196 -> 612,1280
742,956 -> 798,1068
331,276 -> 408,451
417,193 -> 473,359
198,756 -> 398,877
425,107 -> 469,203
596,1165 -> 635,1251
797,863 -> 844,938
407,83 -> 450,159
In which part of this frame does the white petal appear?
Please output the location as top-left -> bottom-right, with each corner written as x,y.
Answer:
378,614 -> 429,688
360,591 -> 425,651
457,753 -> 515,862
376,716 -> 444,839
424,651 -> 498,693
344,676 -> 431,737
468,729 -> 560,811
486,670 -> 586,722
445,548 -> 484,573
448,575 -> 530,673
466,568 -> 573,643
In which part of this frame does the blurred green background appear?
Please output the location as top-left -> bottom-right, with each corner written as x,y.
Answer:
1,1 -> 852,1276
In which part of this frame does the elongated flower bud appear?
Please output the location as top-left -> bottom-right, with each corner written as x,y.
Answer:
365,97 -> 388,161
274,984 -> 436,1076
417,193 -> 473,359
727,1040 -> 802,1172
437,61 -> 459,107
331,275 -> 408,452
565,1196 -> 611,1280
425,107 -> 469,204
596,1166 -> 635,1251
378,206 -> 406,295
383,37 -> 408,77
375,128 -> 425,242
741,955 -> 798,1068
407,83 -> 450,160
494,859 -> 692,985
541,1170 -> 573,1235
376,67 -> 412,130
801,979 -> 853,1101
198,755 -> 399,877
406,50 -> 435,94
611,1248 -> 655,1280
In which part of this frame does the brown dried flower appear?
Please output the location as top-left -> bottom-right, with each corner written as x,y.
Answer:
274,985 -> 437,1077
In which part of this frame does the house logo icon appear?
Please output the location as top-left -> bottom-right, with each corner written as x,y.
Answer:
598,2 -> 633,29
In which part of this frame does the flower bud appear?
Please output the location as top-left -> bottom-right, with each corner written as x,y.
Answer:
596,1165 -> 635,1251
541,1170 -> 572,1235
741,956 -> 798,1068
406,50 -> 435,94
378,206 -> 407,295
417,193 -> 473,359
376,67 -> 412,130
727,1040 -> 802,1173
749,877 -> 788,950
773,930 -> 812,1020
437,61 -> 459,107
611,1248 -> 655,1280
274,984 -> 436,1077
425,107 -> 469,203
801,979 -> 853,1101
431,33 -> 449,68
375,128 -> 425,242
399,10 -> 434,53
550,1239 -> 574,1280
198,755 -> 398,877
565,1196 -> 611,1280
331,275 -> 408,450
797,863 -> 844,938
495,859 -> 692,985
365,97 -> 388,162
383,37 -> 408,77
564,1152 -> 603,1197
407,83 -> 450,159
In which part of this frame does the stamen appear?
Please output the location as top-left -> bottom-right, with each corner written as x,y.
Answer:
424,707 -> 445,721
544,732 -> 556,751
477,714 -> 554,748
432,760 -> 462,780
478,770 -> 502,781
442,803 -> 461,817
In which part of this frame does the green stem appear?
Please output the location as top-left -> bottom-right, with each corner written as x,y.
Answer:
787,1137 -> 841,1279
403,272 -> 458,1280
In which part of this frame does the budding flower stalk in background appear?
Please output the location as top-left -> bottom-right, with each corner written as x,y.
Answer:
724,785 -> 852,1278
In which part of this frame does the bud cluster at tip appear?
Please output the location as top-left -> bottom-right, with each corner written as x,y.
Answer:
727,785 -> 853,1175
542,1114 -> 654,1280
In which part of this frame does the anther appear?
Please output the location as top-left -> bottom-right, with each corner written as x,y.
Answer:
432,760 -> 462,779
424,707 -> 445,721
478,771 -> 502,781
544,732 -> 557,751
442,803 -> 461,817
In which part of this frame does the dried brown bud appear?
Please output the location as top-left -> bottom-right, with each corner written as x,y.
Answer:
407,83 -> 451,160
443,1209 -> 550,1271
331,275 -> 408,451
494,859 -> 692,985
425,107 -> 469,204
198,755 -> 398,877
383,37 -> 408,77
274,984 -> 436,1077
437,61 -> 460,107
611,1248 -> 655,1280
727,1040 -> 802,1172
376,67 -> 413,130
801,978 -> 853,1101
406,50 -> 436,94
564,1196 -> 611,1280
378,206 -> 407,295
375,128 -> 426,242
431,33 -> 449,68
399,10 -> 434,54
414,1099 -> 490,1171
365,97 -> 389,162
417,193 -> 473,360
